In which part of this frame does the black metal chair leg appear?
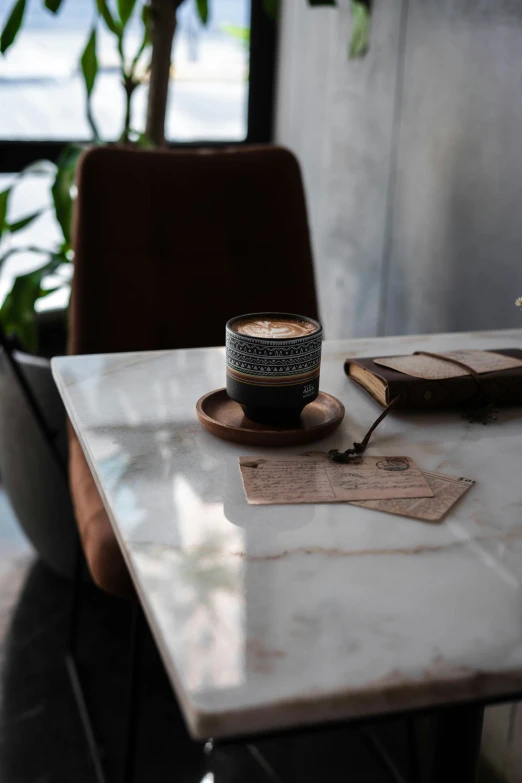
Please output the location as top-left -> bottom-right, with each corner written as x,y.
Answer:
65,543 -> 108,783
246,744 -> 285,783
361,726 -> 409,783
122,603 -> 145,783
406,716 -> 421,783
430,704 -> 484,783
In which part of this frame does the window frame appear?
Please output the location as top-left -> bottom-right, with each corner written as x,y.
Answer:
0,0 -> 277,173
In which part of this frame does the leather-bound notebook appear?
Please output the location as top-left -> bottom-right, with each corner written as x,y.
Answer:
345,348 -> 522,409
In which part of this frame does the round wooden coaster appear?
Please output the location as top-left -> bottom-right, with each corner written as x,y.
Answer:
196,388 -> 345,446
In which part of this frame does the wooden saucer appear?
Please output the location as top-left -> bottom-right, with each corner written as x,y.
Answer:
196,388 -> 345,446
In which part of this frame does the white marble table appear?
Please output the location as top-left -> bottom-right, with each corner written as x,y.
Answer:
52,329 -> 522,741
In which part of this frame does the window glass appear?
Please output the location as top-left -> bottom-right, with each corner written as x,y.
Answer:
0,0 -> 250,141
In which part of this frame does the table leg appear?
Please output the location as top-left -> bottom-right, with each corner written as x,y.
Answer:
430,704 -> 484,783
65,544 -> 107,783
122,604 -> 145,783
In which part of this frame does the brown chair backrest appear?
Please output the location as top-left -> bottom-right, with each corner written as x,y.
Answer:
70,145 -> 318,356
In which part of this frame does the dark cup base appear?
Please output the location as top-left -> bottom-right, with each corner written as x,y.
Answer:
240,405 -> 305,426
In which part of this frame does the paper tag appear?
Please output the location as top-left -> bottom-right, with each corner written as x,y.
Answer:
239,455 -> 434,505
373,350 -> 522,380
353,470 -> 475,522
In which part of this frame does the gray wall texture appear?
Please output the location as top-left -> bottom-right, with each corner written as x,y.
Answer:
275,0 -> 522,339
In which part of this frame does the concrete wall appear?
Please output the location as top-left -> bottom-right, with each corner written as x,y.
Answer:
275,0 -> 522,339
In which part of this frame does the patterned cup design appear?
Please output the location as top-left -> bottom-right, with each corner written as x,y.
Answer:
226,313 -> 322,421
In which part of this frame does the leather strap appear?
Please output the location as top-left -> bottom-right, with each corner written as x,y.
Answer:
414,350 -> 500,423
414,350 -> 486,400
329,396 -> 401,463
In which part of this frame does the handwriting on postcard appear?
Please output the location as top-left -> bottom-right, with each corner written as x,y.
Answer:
239,456 -> 434,505
353,470 -> 475,522
373,350 -> 522,380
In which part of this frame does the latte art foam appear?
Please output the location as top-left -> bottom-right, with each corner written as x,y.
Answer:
232,317 -> 318,339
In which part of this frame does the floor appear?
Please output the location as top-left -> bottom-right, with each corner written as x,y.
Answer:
0,485 -> 414,783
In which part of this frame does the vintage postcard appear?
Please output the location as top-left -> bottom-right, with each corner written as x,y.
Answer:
239,455 -> 434,505
353,470 -> 475,522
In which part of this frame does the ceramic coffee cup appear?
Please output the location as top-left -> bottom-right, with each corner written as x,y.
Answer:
226,312 -> 323,424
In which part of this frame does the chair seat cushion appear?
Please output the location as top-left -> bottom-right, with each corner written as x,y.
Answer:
68,428 -> 135,599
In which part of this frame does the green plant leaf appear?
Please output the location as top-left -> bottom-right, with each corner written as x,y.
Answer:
117,0 -> 137,27
0,0 -> 26,55
130,3 -> 152,75
137,3 -> 152,55
263,0 -> 280,20
52,145 -> 82,245
96,0 -> 121,35
0,265 -> 50,353
221,24 -> 250,45
141,3 -> 152,34
350,0 -> 371,58
6,210 -> 44,233
141,3 -> 152,43
46,249 -> 70,273
0,250 -> 67,352
58,242 -> 74,264
60,239 -> 73,258
0,189 -> 9,242
44,0 -> 64,12
132,130 -> 155,148
195,0 -> 209,25
80,27 -> 98,96
0,247 -> 49,274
